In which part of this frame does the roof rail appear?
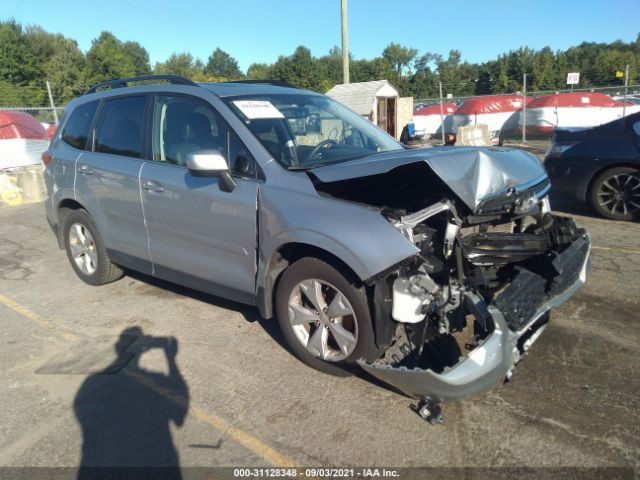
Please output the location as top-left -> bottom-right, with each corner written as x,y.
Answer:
85,74 -> 198,95
222,79 -> 300,89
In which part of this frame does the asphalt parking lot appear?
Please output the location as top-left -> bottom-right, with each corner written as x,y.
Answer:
1,191 -> 639,476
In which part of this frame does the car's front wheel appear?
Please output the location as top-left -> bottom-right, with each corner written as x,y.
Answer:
63,209 -> 124,285
589,167 -> 640,221
275,257 -> 378,375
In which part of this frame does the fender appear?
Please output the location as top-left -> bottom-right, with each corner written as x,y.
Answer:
256,226 -> 419,319
255,179 -> 420,319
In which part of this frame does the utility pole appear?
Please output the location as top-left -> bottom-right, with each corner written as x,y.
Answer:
439,81 -> 445,144
522,73 -> 527,144
341,0 -> 349,84
623,64 -> 629,117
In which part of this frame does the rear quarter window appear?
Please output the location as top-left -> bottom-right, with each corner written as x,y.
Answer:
60,101 -> 99,150
94,96 -> 147,158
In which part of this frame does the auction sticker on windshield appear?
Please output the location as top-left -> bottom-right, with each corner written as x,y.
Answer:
233,100 -> 285,119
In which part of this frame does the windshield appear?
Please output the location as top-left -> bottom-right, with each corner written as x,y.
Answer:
224,93 -> 403,169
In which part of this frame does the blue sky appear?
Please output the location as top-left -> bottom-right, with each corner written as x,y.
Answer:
4,0 -> 639,71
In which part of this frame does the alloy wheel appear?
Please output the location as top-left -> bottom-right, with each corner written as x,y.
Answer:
287,279 -> 358,362
596,173 -> 640,217
68,223 -> 97,275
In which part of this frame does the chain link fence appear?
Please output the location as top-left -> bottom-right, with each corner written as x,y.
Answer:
412,82 -> 640,146
0,80 -> 66,127
0,106 -> 64,126
415,83 -> 640,106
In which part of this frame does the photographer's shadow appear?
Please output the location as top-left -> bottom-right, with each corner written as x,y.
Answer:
74,326 -> 189,479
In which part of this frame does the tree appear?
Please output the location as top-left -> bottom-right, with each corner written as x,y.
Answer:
22,26 -> 86,103
531,47 -> 557,91
382,43 -> 417,81
204,48 -> 242,79
351,57 -> 394,83
317,46 -> 345,87
2,20 -> 640,106
0,20 -> 44,105
44,36 -> 86,102
414,52 -> 436,74
123,41 -> 151,76
409,52 -> 438,98
85,32 -> 137,86
154,52 -> 198,77
23,25 -> 56,62
154,52 -> 213,81
0,20 -> 40,85
246,62 -> 273,80
270,46 -> 325,91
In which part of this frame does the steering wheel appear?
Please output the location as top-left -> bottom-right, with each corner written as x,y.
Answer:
305,139 -> 338,163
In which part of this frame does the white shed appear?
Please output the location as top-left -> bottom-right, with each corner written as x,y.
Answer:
326,80 -> 400,138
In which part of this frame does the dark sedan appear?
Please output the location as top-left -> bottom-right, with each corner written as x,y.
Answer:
545,112 -> 640,221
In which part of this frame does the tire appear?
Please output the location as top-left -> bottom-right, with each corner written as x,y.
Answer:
275,257 -> 378,376
588,167 -> 640,221
63,209 -> 123,285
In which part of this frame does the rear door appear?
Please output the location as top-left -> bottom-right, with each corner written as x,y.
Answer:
47,100 -> 100,213
140,94 -> 260,303
75,94 -> 151,274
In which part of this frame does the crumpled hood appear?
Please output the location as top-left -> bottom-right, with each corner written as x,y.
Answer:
309,146 -> 548,211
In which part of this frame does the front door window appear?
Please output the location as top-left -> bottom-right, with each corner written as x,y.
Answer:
151,95 -> 227,167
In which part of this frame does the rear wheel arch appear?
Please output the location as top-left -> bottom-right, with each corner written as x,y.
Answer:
55,199 -> 88,249
58,198 -> 86,215
586,162 -> 640,199
62,208 -> 124,285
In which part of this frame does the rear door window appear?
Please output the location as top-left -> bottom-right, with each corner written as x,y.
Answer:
633,120 -> 640,136
94,96 -> 146,158
60,101 -> 99,150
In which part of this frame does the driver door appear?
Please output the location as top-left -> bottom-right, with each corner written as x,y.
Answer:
140,94 -> 260,304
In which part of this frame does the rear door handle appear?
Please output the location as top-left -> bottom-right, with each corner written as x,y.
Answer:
142,180 -> 164,193
78,165 -> 93,176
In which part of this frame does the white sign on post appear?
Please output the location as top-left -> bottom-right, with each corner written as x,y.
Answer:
566,72 -> 580,85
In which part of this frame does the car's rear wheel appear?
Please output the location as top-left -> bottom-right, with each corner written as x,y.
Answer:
63,209 -> 123,285
275,257 -> 378,376
589,167 -> 640,221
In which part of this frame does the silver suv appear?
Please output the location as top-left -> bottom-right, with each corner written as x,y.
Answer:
44,75 -> 590,408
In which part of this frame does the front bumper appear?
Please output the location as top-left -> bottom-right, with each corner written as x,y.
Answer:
358,233 -> 591,403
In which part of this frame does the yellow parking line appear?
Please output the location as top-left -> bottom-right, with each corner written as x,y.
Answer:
0,293 -> 77,341
592,245 -> 640,255
127,370 -> 296,467
190,405 -> 296,467
0,292 -> 296,467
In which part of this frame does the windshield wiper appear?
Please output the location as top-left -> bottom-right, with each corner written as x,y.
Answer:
287,164 -> 321,171
287,150 -> 391,171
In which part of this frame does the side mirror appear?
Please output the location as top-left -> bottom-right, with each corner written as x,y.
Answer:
186,150 -> 236,192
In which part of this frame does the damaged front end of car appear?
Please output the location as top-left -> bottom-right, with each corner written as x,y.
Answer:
310,147 -> 591,406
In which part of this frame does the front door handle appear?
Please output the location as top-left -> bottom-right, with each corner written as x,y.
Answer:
78,165 -> 93,176
142,180 -> 164,193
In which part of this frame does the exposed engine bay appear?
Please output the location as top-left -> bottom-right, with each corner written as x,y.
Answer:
310,154 -> 591,407
374,193 -> 584,353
